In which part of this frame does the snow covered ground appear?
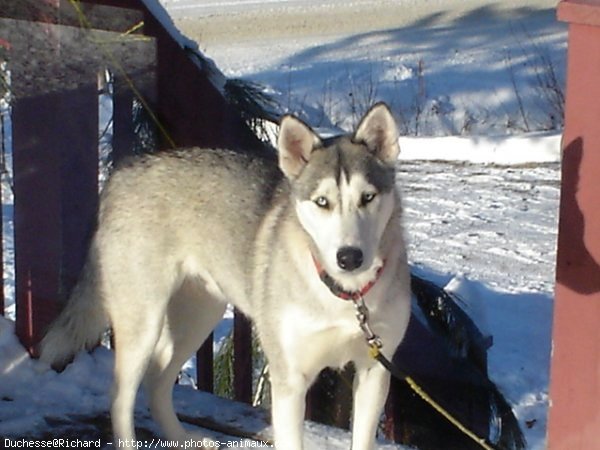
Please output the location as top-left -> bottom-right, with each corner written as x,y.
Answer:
172,2 -> 563,446
1,1 -> 564,449
0,142 -> 560,449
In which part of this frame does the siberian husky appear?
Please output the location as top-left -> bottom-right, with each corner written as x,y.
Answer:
40,103 -> 412,450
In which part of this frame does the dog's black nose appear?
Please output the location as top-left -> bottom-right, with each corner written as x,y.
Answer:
336,247 -> 364,271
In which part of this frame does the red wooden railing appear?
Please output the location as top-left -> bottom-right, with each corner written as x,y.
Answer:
548,2 -> 600,449
0,0 -> 259,401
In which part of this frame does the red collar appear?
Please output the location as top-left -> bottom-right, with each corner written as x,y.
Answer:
312,254 -> 386,301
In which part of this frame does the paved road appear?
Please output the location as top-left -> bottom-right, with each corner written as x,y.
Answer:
170,0 -> 558,45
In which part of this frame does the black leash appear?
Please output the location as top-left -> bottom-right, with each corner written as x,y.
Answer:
350,294 -> 499,450
315,261 -> 521,450
368,343 -> 498,450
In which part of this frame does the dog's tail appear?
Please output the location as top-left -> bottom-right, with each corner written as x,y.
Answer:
39,244 -> 108,370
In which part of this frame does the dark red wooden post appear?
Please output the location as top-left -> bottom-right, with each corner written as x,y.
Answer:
196,338 -> 214,393
1,6 -> 100,354
548,2 -> 600,449
233,310 -> 253,404
111,83 -> 136,164
3,0 -> 153,353
12,85 -> 98,354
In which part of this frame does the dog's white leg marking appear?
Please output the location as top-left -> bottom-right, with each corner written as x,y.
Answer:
351,363 -> 391,450
110,305 -> 166,445
145,280 -> 227,444
145,357 -> 187,442
270,374 -> 309,450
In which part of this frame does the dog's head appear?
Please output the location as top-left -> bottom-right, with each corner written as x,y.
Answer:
277,103 -> 400,288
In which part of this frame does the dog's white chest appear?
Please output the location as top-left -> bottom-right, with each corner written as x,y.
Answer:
278,303 -> 366,372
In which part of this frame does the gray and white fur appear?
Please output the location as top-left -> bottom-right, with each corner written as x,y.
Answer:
40,103 -> 412,450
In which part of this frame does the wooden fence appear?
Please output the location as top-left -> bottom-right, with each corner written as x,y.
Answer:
0,0 -> 264,404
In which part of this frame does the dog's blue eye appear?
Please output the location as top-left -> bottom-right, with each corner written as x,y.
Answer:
361,192 -> 377,206
314,196 -> 330,209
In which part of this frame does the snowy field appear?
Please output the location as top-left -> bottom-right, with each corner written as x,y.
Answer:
174,1 -> 563,446
1,0 -> 564,449
175,0 -> 566,136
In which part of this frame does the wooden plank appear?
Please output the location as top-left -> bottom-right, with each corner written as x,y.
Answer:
0,0 -> 144,33
0,19 -> 155,101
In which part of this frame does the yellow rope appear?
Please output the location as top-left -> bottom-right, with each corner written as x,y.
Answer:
68,0 -> 177,149
369,345 -> 495,450
121,20 -> 144,36
404,375 -> 495,450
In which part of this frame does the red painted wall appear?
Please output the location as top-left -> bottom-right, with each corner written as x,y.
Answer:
548,1 -> 600,449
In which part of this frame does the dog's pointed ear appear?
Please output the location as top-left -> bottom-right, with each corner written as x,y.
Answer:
278,115 -> 322,179
354,103 -> 400,164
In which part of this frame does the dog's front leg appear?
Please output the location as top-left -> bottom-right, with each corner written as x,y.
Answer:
351,362 -> 391,450
270,373 -> 308,450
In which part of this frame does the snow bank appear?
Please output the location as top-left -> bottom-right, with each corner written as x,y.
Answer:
399,132 -> 561,165
443,274 -> 552,450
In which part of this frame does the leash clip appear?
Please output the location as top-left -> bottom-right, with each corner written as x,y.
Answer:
350,290 -> 499,450
352,294 -> 383,353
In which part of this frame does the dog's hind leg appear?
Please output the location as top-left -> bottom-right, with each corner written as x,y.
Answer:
110,298 -> 166,445
144,278 -> 226,444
